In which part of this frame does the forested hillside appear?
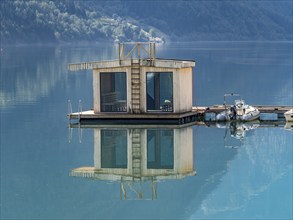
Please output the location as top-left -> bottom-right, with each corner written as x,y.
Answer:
1,0 -> 292,44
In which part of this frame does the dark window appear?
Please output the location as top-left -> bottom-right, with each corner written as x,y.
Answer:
100,72 -> 126,112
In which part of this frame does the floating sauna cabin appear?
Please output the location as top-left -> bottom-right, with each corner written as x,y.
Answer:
68,42 -> 196,124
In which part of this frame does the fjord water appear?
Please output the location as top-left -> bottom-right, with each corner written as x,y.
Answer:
0,42 -> 292,219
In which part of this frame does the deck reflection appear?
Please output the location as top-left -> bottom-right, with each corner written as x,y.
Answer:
70,124 -> 194,200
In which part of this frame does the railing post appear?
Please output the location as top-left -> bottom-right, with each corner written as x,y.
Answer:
68,99 -> 72,120
68,100 -> 72,113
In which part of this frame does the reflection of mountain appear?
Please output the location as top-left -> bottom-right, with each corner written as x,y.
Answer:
187,42 -> 293,106
0,45 -> 117,108
70,125 -> 194,200
276,80 -> 293,106
191,127 -> 292,218
0,47 -> 64,107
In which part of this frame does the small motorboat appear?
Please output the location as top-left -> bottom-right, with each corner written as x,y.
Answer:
284,109 -> 293,122
216,94 -> 260,121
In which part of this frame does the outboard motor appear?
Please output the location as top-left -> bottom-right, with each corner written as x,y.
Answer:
229,105 -> 237,120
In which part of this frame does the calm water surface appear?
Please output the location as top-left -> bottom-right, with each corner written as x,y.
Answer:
0,42 -> 292,219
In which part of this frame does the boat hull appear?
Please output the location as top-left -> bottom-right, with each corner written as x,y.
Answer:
284,109 -> 293,122
216,108 -> 260,121
241,109 -> 260,121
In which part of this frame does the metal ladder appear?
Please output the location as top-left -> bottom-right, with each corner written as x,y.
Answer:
131,60 -> 141,113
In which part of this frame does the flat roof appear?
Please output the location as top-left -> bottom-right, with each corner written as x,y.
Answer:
68,58 -> 195,71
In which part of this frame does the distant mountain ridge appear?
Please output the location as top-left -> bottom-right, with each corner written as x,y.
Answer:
1,0 -> 292,44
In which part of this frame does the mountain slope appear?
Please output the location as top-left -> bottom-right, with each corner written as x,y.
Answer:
124,0 -> 292,41
1,0 -> 292,44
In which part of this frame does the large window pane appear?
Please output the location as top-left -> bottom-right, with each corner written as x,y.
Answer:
101,130 -> 127,168
147,129 -> 174,169
100,72 -> 126,112
146,72 -> 173,112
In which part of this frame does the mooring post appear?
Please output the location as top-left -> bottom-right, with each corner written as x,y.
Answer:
150,42 -> 156,66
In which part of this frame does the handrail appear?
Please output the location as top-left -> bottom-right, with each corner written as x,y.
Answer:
118,42 -> 156,64
68,99 -> 72,114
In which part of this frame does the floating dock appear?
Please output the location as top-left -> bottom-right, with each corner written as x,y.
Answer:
201,105 -> 292,115
68,105 -> 292,124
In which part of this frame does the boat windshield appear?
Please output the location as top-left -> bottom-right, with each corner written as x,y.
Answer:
235,100 -> 245,109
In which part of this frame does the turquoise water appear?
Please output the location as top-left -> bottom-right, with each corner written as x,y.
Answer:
0,42 -> 292,219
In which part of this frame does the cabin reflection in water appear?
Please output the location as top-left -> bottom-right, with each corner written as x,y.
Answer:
70,125 -> 195,200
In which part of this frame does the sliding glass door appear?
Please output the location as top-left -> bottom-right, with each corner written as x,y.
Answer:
146,72 -> 173,112
100,72 -> 126,112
